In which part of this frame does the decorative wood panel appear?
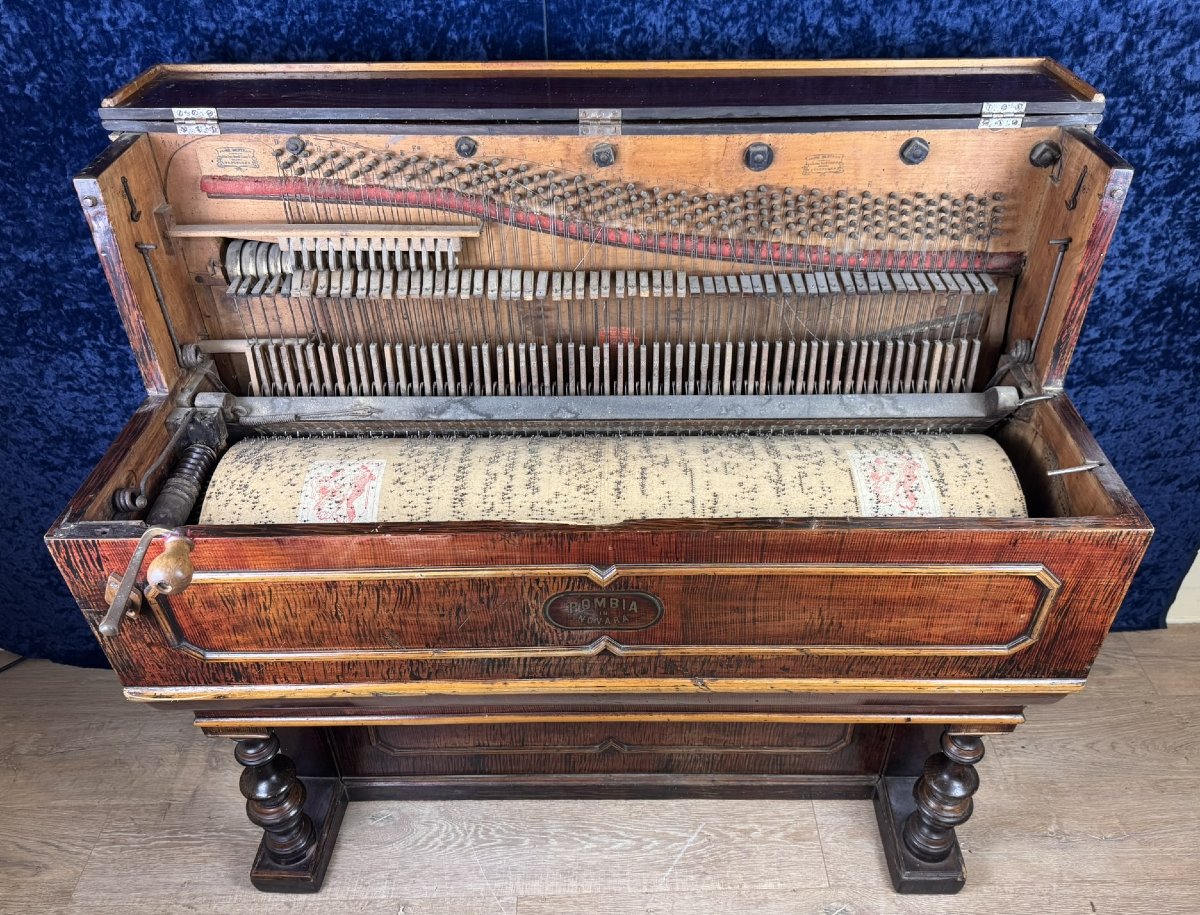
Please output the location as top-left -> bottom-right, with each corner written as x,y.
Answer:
326,721 -> 891,778
140,562 -> 1060,662
367,721 -> 855,754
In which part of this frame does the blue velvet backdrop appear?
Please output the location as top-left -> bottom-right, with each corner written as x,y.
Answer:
1,1 -> 1196,666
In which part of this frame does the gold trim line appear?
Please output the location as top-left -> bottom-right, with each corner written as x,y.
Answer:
126,676 -> 1086,703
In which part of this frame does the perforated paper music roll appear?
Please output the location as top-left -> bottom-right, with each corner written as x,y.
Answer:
199,434 -> 1026,524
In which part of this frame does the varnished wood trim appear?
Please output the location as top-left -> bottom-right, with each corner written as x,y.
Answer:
1047,395 -> 1150,524
74,135 -> 170,395
130,676 -> 1085,703
53,395 -> 171,524
146,562 -> 1062,663
194,712 -> 1023,734
1043,130 -> 1133,388
102,64 -> 167,107
1040,59 -> 1103,103
105,58 -> 1065,95
184,561 -> 1058,587
340,772 -> 883,801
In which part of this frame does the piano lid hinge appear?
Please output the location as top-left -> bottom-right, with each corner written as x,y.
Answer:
579,108 -> 621,137
979,101 -> 1026,130
172,107 -> 220,136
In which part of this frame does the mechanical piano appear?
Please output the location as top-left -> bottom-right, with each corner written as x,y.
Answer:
47,59 -> 1151,894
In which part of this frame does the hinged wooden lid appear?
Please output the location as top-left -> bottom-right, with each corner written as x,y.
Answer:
100,59 -> 1104,133
83,59 -> 1128,399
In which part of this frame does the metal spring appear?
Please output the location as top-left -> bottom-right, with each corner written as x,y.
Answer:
145,443 -> 220,527
112,487 -> 148,514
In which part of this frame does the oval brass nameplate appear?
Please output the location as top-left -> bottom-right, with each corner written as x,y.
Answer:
543,590 -> 664,630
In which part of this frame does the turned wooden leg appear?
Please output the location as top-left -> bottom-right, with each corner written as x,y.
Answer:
234,732 -> 349,893
874,728 -> 985,894
902,731 -> 984,863
236,734 -> 316,865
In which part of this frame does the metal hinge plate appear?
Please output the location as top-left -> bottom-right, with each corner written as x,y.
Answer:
979,101 -> 1026,130
578,108 -> 621,137
172,107 -> 220,136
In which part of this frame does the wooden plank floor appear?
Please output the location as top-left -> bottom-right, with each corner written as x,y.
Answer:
1,628 -> 1198,914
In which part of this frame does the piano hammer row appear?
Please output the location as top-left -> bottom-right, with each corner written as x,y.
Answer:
227,236 -> 466,274
226,263 -> 1000,302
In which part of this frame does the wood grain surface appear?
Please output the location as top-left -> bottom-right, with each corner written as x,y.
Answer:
1,627 -> 1197,914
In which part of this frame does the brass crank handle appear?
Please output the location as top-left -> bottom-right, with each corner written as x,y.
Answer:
99,527 -> 195,638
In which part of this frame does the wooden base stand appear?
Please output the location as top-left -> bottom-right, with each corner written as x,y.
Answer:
228,724 -> 986,894
249,777 -> 348,892
235,734 -> 349,893
874,775 -> 966,893
874,730 -> 984,894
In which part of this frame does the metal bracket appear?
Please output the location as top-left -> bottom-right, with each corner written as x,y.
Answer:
578,109 -> 621,137
111,358 -> 228,519
172,107 -> 220,136
979,101 -> 1026,130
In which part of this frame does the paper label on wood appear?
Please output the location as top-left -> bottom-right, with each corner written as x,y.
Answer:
849,450 -> 942,517
299,460 -> 385,523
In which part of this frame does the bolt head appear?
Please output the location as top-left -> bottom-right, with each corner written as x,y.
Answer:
455,136 -> 478,158
743,142 -> 774,172
592,143 -> 616,168
284,136 -> 306,156
899,137 -> 930,166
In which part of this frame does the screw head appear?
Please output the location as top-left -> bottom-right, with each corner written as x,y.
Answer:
899,137 -> 930,166
284,136 -> 306,156
1029,140 -> 1063,169
455,136 -> 478,158
743,142 -> 774,172
81,195 -> 98,208
592,143 -> 616,168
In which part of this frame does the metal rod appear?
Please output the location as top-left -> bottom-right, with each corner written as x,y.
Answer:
1046,461 -> 1102,477
200,387 -> 1021,428
135,243 -> 182,358
1031,238 -> 1071,357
